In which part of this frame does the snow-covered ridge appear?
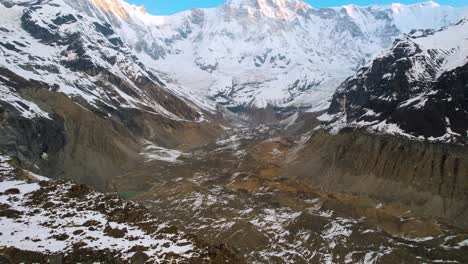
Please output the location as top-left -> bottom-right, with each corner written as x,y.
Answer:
370,17 -> 468,83
84,0 -> 468,110
0,154 -> 239,262
224,0 -> 313,20
1,0 -> 466,117
322,18 -> 468,144
0,180 -> 195,261
411,19 -> 468,76
0,0 -> 217,122
1,0 -> 465,114
91,0 -> 146,19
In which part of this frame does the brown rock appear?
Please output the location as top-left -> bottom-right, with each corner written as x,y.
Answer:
83,220 -> 100,227
128,245 -> 149,252
104,225 -> 127,238
67,184 -> 90,198
51,234 -> 69,241
48,254 -> 64,264
62,212 -> 76,218
42,202 -> 55,209
129,251 -> 149,264
73,230 -> 84,236
0,209 -> 21,219
4,188 -> 20,195
0,247 -> 47,263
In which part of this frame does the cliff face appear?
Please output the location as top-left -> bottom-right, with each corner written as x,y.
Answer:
295,18 -> 468,228
323,19 -> 468,144
79,0 -> 468,110
288,129 -> 468,228
0,68 -> 222,190
0,0 -> 224,189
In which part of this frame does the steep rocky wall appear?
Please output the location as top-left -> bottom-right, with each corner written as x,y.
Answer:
24,89 -> 223,191
288,129 -> 468,228
38,91 -> 140,189
0,69 -> 223,191
127,110 -> 223,149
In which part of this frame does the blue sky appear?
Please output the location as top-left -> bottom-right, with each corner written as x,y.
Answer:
127,0 -> 468,15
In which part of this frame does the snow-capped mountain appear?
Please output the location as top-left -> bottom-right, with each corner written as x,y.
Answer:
322,18 -> 468,144
1,0 -> 466,118
0,0 -> 223,189
78,0 -> 468,110
1,1 -> 468,261
0,0 -> 212,122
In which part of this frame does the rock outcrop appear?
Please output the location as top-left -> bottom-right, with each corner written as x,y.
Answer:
289,127 -> 468,229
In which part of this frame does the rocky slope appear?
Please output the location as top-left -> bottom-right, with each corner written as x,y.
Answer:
0,0 -> 224,189
321,18 -> 468,144
286,17 -> 468,229
109,125 -> 468,263
0,155 -> 244,263
288,129 -> 468,228
82,0 -> 468,110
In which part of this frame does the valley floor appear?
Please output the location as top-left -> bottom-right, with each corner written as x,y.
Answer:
111,124 -> 468,263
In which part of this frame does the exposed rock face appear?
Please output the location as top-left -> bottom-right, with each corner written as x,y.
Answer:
0,0 -> 223,189
299,19 -> 468,227
324,19 -> 468,144
288,129 -> 468,228
83,0 -> 466,110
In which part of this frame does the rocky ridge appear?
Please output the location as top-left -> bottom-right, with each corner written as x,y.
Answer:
321,17 -> 468,144
0,155 -> 244,263
0,0 -> 224,189
83,0 -> 468,110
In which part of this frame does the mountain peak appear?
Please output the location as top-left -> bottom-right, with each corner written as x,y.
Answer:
224,0 -> 312,20
91,0 -> 146,19
389,1 -> 442,12
226,0 -> 294,6
419,1 -> 441,7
